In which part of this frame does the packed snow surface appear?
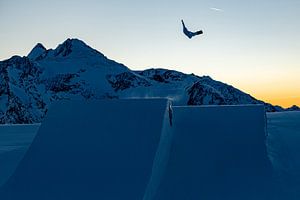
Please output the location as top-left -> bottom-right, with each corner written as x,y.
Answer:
0,124 -> 39,186
267,111 -> 300,199
150,105 -> 273,200
0,101 -> 299,199
0,99 -> 170,199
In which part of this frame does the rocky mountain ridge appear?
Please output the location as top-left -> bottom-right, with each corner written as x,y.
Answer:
0,38 -> 288,124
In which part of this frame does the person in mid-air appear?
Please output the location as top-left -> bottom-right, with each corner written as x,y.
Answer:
181,20 -> 203,39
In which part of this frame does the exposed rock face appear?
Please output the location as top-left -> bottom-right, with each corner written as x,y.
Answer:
0,38 -> 285,124
286,105 -> 300,111
187,82 -> 225,105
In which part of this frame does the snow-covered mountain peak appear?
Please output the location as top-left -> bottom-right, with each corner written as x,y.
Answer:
0,38 -> 290,124
29,38 -> 107,62
35,43 -> 46,49
52,38 -> 104,58
31,43 -> 46,51
28,43 -> 46,60
286,105 -> 300,111
27,38 -> 129,75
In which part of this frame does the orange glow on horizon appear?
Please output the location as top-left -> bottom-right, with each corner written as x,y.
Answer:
260,97 -> 300,108
219,68 -> 300,109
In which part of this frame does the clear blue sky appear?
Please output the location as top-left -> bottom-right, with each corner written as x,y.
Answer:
0,0 -> 299,107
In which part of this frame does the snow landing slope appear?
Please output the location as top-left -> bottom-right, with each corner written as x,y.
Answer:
0,100 -> 275,199
0,38 -> 283,124
0,99 -> 171,199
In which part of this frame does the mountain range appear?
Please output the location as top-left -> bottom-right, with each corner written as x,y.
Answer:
0,38 -> 296,124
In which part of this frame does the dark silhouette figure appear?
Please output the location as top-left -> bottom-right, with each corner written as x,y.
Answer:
181,20 -> 203,39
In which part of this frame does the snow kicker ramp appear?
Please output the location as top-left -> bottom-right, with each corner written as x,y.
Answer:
0,99 -> 171,200
1,102 -> 273,200
147,105 -> 275,200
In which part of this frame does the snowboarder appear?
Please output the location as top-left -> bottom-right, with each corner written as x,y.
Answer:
181,20 -> 203,39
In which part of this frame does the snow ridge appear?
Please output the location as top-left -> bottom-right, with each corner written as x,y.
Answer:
0,38 -> 286,124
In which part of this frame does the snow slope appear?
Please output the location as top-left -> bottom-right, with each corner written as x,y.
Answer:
150,105 -> 274,200
1,111 -> 299,198
0,99 -> 171,199
0,100 -> 278,199
0,38 -> 284,124
267,111 -> 300,199
0,124 -> 39,187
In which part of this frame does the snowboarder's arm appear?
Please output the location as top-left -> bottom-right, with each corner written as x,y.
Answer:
181,20 -> 185,27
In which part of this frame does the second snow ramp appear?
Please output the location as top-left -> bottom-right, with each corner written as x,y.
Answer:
0,99 -> 170,200
152,105 -> 274,200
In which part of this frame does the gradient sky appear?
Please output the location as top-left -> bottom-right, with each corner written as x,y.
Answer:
0,0 -> 299,107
